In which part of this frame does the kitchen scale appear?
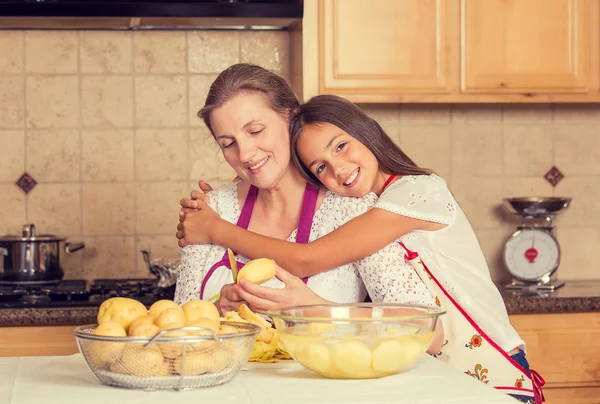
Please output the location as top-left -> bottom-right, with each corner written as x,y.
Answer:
502,197 -> 572,291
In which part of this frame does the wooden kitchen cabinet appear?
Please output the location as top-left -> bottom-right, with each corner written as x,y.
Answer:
0,325 -> 79,357
293,0 -> 600,103
509,312 -> 600,404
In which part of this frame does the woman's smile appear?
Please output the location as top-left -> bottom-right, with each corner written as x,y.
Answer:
247,156 -> 270,174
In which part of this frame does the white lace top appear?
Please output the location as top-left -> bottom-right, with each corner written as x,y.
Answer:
375,174 -> 525,352
175,183 -> 435,307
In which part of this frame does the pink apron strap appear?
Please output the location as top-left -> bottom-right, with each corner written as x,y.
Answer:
398,241 -> 419,260
295,183 -> 319,284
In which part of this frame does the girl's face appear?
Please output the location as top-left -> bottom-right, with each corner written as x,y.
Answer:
296,122 -> 384,197
210,92 -> 292,190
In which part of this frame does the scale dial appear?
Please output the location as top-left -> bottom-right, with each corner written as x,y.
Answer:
503,228 -> 560,283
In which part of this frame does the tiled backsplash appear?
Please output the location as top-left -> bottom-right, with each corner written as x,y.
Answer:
0,30 -> 598,283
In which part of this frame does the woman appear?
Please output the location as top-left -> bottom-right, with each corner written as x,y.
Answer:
174,63 -> 435,320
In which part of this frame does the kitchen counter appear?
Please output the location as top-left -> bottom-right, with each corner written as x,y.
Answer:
1,280 -> 599,327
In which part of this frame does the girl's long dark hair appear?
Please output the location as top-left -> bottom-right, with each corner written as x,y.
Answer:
290,95 -> 431,186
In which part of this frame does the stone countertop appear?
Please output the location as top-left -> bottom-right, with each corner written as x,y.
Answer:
1,280 -> 599,327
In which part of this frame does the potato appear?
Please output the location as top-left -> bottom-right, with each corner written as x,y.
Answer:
128,315 -> 154,334
294,340 -> 331,374
86,320 -> 127,368
237,258 -> 276,285
181,299 -> 220,325
155,307 -> 186,330
129,322 -> 160,338
97,297 -> 148,332
149,300 -> 182,321
110,345 -> 164,377
329,339 -> 372,378
173,346 -> 230,376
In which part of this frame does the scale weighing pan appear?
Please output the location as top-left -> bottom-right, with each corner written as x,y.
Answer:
503,197 -> 572,217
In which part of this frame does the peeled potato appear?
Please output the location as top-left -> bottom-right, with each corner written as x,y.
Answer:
181,299 -> 220,325
97,297 -> 148,332
237,258 -> 275,284
294,340 -> 331,374
329,339 -> 372,378
86,320 -> 127,368
218,325 -> 239,335
155,307 -> 186,330
111,345 -> 164,377
149,300 -> 182,321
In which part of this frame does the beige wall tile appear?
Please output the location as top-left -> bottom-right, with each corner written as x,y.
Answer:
136,182 -> 188,235
27,183 -> 81,235
136,129 -> 189,181
556,228 -> 600,280
474,229 -> 514,284
452,104 -> 502,123
82,236 -> 136,279
62,241 -> 84,279
0,77 -> 24,128
555,124 -> 600,175
188,31 -> 239,73
503,125 -> 554,176
0,185 -> 26,234
401,126 -> 451,179
0,31 -> 23,73
135,75 -> 187,127
81,76 -> 134,127
553,177 -> 600,228
0,130 -> 24,182
358,104 -> 402,141
25,31 -> 77,74
136,235 -> 180,274
188,74 -> 218,127
26,129 -> 80,182
82,129 -> 134,181
554,104 -> 600,123
26,76 -> 79,128
241,31 -> 290,75
400,104 -> 451,124
134,31 -> 186,74
82,183 -> 134,235
503,104 -> 552,123
80,32 -> 132,74
452,177 -> 506,230
451,125 -> 503,176
189,128 -> 236,182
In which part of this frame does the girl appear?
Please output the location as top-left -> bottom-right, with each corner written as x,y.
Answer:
177,95 -> 544,404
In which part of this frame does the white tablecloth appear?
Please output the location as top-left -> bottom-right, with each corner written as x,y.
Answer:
0,354 -> 519,404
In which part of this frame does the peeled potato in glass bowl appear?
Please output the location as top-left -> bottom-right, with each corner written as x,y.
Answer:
268,303 -> 445,379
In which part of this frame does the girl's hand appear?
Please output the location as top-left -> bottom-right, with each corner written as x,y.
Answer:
215,283 -> 246,315
236,263 -> 329,314
176,199 -> 221,246
179,180 -> 213,215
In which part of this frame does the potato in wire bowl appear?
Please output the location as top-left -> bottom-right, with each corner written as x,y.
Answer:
268,303 -> 445,379
74,321 -> 260,390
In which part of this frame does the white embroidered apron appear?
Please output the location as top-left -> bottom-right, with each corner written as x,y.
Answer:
399,242 -> 545,404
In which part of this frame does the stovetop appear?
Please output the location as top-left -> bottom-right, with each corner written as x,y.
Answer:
0,278 -> 176,309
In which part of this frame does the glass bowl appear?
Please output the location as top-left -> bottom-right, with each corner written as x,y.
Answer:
268,303 -> 445,379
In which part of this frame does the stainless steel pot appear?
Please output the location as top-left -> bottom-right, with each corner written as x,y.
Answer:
0,224 -> 85,284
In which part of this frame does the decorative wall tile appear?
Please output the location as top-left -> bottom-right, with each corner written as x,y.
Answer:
0,31 -> 23,73
81,76 -> 134,127
82,129 -> 134,181
80,31 -> 132,74
188,31 -> 239,73
0,77 -> 25,128
134,31 -> 186,74
15,172 -> 37,194
26,76 -> 79,128
0,130 -> 25,182
136,129 -> 189,181
82,183 -> 134,235
25,31 -> 78,74
135,75 -> 187,127
26,129 -> 80,182
544,166 -> 564,187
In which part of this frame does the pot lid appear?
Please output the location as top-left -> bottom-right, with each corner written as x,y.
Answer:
0,224 -> 66,242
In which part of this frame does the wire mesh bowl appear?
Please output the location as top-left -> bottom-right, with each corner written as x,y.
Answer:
74,321 -> 260,390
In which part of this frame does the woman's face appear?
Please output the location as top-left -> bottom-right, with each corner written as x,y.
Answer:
210,92 -> 292,189
296,122 -> 380,197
